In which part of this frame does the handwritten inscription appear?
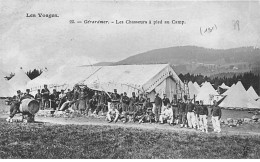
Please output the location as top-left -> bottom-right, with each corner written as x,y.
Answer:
200,24 -> 217,36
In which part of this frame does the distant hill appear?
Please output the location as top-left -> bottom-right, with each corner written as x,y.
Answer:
111,46 -> 260,75
93,62 -> 114,66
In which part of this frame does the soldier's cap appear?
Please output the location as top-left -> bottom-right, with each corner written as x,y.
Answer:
17,90 -> 21,93
44,84 -> 47,86
61,89 -> 64,91
114,89 -> 117,92
26,89 -> 30,92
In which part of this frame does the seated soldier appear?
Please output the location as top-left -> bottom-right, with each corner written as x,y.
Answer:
106,103 -> 119,123
59,89 -> 73,111
133,105 -> 145,123
58,89 -> 67,109
140,98 -> 155,123
122,92 -> 139,123
159,104 -> 174,125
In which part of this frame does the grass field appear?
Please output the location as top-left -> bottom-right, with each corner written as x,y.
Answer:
0,118 -> 260,159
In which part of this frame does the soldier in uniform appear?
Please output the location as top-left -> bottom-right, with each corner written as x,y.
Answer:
154,93 -> 162,123
49,89 -> 59,110
162,93 -> 170,112
95,91 -> 107,116
198,100 -> 209,133
140,98 -> 154,123
211,100 -> 222,133
178,99 -> 187,128
41,84 -> 50,109
186,100 -> 196,129
159,104 -> 174,125
106,103 -> 120,123
6,90 -> 33,122
35,89 -> 42,108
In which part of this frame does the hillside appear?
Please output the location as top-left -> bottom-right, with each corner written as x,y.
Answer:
111,46 -> 260,75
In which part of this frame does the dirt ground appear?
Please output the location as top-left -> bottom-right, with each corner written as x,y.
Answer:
1,99 -> 260,137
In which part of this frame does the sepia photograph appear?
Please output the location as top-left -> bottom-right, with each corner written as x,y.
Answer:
0,0 -> 260,159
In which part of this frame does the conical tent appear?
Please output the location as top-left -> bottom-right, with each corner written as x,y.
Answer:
219,81 -> 260,109
8,68 -> 31,95
193,82 -> 200,91
0,77 -> 14,97
188,81 -> 199,99
196,82 -> 218,105
222,83 -> 235,96
219,83 -> 230,89
247,86 -> 259,100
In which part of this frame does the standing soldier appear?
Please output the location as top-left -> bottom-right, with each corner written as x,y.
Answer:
154,93 -> 162,123
123,92 -> 139,123
211,100 -> 222,133
49,89 -> 59,110
78,88 -> 88,115
186,100 -> 196,129
199,100 -> 208,133
121,92 -> 130,122
96,91 -> 107,116
178,99 -> 187,128
41,84 -> 50,109
35,89 -> 42,109
90,91 -> 99,115
162,94 -> 170,112
194,101 -> 201,130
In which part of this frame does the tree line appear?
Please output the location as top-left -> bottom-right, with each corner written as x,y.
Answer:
178,72 -> 260,95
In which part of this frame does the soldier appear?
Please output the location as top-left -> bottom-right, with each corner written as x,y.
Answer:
71,85 -> 80,110
49,89 -> 59,110
159,104 -> 174,125
198,100 -> 208,133
177,99 -> 187,128
194,101 -> 201,130
154,93 -> 162,123
6,90 -> 30,122
78,88 -> 88,115
35,89 -> 42,108
186,100 -> 196,129
140,98 -> 154,123
162,93 -> 170,112
123,92 -> 139,123
95,91 -> 107,116
106,103 -> 119,123
58,89 -> 67,109
90,91 -> 99,115
41,84 -> 50,109
22,89 -> 34,100
211,100 -> 222,133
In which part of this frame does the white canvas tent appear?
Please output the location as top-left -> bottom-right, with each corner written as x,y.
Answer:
247,86 -> 259,100
0,77 -> 14,97
81,64 -> 183,100
219,81 -> 260,109
8,68 -> 31,95
193,82 -> 200,91
196,81 -> 218,105
188,81 -> 199,99
219,83 -> 230,89
222,83 -> 235,96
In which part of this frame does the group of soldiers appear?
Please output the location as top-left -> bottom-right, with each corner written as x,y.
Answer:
106,89 -> 222,133
7,84 -> 222,133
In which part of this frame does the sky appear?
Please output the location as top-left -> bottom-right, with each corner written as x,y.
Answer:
0,0 -> 260,73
